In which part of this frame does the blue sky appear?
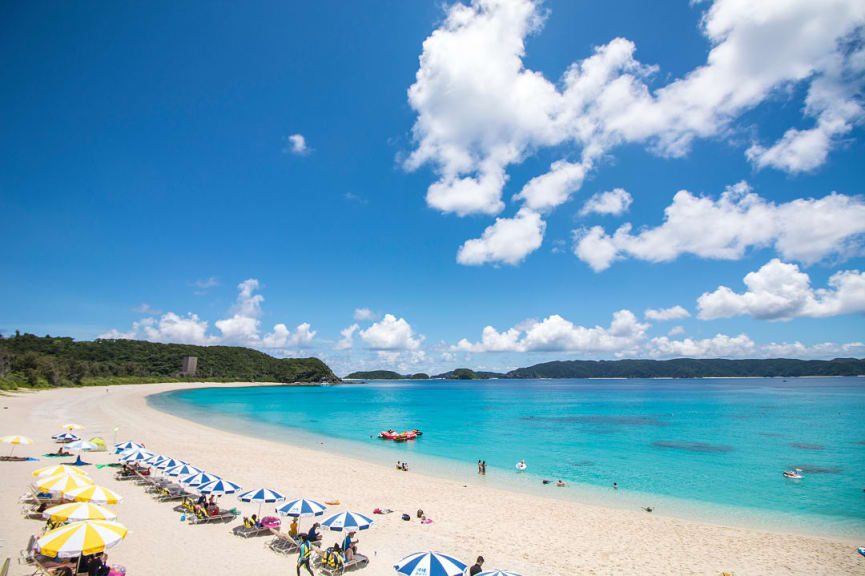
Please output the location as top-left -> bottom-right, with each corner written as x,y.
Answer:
2,0 -> 864,376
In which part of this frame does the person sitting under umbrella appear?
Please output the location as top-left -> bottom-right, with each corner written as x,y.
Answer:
307,522 -> 322,542
342,531 -> 357,562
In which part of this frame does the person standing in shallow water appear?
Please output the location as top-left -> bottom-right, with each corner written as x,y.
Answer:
478,460 -> 482,473
481,460 -> 486,474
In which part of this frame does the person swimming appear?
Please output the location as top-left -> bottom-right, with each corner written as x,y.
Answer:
556,480 -> 566,487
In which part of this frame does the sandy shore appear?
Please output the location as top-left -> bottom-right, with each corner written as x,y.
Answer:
1,382 -> 861,575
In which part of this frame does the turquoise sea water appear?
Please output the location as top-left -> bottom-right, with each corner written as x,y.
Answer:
149,378 -> 865,538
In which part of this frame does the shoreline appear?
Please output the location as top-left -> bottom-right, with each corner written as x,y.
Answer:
148,384 -> 863,541
1,382 -> 861,576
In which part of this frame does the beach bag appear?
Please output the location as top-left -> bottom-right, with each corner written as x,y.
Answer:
401,513 -> 410,521
416,509 -> 423,518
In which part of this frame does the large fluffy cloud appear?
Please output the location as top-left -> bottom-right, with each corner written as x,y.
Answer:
405,0 -> 865,265
457,208 -> 545,265
697,259 -> 865,320
573,182 -> 865,271
648,333 -> 755,358
100,279 -> 315,349
453,310 -> 649,353
359,314 -> 424,350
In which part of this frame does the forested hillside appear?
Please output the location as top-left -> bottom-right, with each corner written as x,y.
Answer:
505,358 -> 865,379
0,332 -> 337,389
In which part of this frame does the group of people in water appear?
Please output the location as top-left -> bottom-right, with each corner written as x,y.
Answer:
395,461 -> 409,471
477,460 -> 486,474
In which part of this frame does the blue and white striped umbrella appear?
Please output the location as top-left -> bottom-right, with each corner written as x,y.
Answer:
52,432 -> 81,442
478,571 -> 523,576
163,464 -> 202,478
155,457 -> 186,471
197,478 -> 241,495
181,472 -> 221,487
321,511 -> 373,531
394,552 -> 467,576
112,441 -> 142,454
144,454 -> 168,467
238,488 -> 286,504
276,498 -> 326,517
66,440 -> 97,452
119,449 -> 154,462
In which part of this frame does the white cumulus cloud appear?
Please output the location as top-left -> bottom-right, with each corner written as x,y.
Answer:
285,134 -> 309,155
100,279 -> 315,349
335,324 -> 359,350
453,310 -> 649,354
573,182 -> 865,271
580,188 -> 633,217
359,314 -> 424,350
697,259 -> 865,321
648,333 -> 756,358
645,305 -> 690,321
353,308 -> 378,321
405,0 -> 865,265
457,208 -> 546,266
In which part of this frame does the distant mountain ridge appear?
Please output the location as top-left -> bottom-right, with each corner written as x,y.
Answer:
505,358 -> 865,378
353,358 -> 865,380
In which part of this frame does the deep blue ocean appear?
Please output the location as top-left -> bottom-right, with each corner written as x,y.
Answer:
149,378 -> 865,538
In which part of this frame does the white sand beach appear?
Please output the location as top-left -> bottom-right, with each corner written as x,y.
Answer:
1,382 -> 861,576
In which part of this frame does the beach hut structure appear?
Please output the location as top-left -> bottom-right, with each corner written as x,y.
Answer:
394,552 -> 467,576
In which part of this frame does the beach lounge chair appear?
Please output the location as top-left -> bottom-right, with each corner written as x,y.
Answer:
313,550 -> 370,576
155,485 -> 193,502
266,528 -> 299,555
32,557 -> 75,576
232,517 -> 271,538
188,506 -> 236,524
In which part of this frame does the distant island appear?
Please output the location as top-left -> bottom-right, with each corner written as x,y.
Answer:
352,358 -> 865,380
346,370 -> 429,380
0,332 -> 338,389
3,333 -> 863,391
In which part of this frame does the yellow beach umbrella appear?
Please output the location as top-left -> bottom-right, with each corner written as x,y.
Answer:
42,502 -> 117,523
1,434 -> 34,457
32,465 -> 91,479
62,485 -> 123,505
34,473 -> 95,495
36,520 -> 126,558
60,423 -> 85,431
